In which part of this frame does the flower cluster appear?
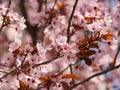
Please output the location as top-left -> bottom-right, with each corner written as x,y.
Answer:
0,0 -> 120,90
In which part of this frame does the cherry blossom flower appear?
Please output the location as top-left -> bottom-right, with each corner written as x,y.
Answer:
16,17 -> 26,37
0,4 -> 7,14
21,44 -> 33,54
9,38 -> 21,52
19,73 -> 41,89
0,52 -> 16,67
0,0 -> 119,90
51,15 -> 67,30
0,75 -> 19,90
37,11 -> 49,27
36,43 -> 47,61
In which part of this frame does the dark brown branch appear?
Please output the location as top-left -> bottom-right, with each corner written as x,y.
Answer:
20,0 -> 38,45
45,0 -> 47,13
56,60 -> 79,76
37,0 -> 44,12
53,0 -> 57,9
70,64 -> 75,85
67,0 -> 78,43
33,55 -> 64,67
111,45 -> 120,67
70,64 -> 120,90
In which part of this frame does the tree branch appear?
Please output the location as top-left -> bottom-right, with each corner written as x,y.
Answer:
111,45 -> 120,67
33,55 -> 64,67
37,0 -> 44,12
70,64 -> 120,90
20,0 -> 38,45
67,0 -> 78,43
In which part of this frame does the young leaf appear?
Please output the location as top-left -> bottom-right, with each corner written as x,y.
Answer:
84,57 -> 92,66
39,75 -> 52,83
102,34 -> 113,40
85,50 -> 96,57
18,80 -> 28,90
102,30 -> 113,40
72,24 -> 83,30
90,42 -> 99,49
76,53 -> 83,59
94,6 -> 100,12
61,82 -> 70,90
62,74 -> 80,80
84,17 -> 95,24
39,77 -> 48,83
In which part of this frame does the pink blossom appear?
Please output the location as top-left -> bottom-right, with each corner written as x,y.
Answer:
36,43 -> 47,61
19,73 -> 41,89
9,38 -> 21,51
16,17 -> 26,37
0,4 -> 7,14
0,75 -> 19,90
21,44 -> 33,54
51,15 -> 67,30
0,52 -> 16,67
37,11 -> 49,27
28,54 -> 41,65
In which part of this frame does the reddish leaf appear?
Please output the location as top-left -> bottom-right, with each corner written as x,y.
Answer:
55,2 -> 68,15
39,75 -> 52,83
80,38 -> 88,43
84,57 -> 92,66
49,10 -> 58,20
72,24 -> 83,30
84,17 -> 95,24
90,36 -> 97,41
90,42 -> 99,49
94,6 -> 100,12
61,82 -> 70,90
106,29 -> 111,34
39,77 -> 48,83
102,34 -> 113,40
18,80 -> 28,90
85,50 -> 96,57
102,30 -> 113,40
76,53 -> 83,59
56,2 -> 68,10
62,74 -> 80,80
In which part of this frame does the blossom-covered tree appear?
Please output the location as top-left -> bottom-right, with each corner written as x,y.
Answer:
0,0 -> 120,90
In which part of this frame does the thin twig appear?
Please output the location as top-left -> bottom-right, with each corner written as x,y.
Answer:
57,64 -> 71,75
70,64 -> 75,85
0,55 -> 27,81
37,0 -> 43,12
67,0 -> 78,43
33,55 -> 64,67
111,45 -> 120,67
0,70 -> 8,73
70,64 -> 120,90
56,59 -> 80,76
